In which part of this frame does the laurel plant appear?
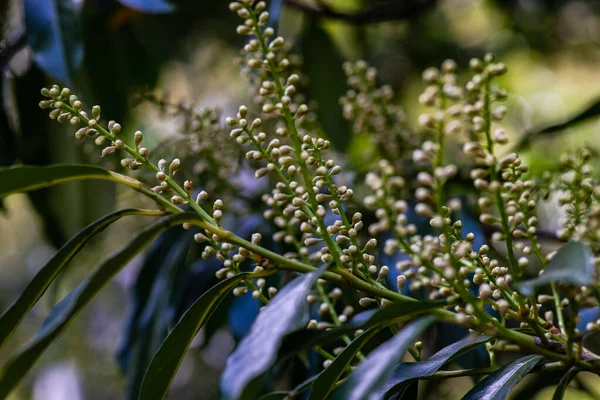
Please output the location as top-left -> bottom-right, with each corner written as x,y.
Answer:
1,0 -> 600,399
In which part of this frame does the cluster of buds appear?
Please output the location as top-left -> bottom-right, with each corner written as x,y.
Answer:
40,85 -> 147,170
340,61 -> 413,166
133,92 -> 243,199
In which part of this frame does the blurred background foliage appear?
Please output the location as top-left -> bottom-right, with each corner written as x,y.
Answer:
2,0 -> 600,399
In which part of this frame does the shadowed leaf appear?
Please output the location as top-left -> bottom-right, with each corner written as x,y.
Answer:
0,213 -> 198,398
220,268 -> 325,400
374,335 -> 491,398
462,354 -> 543,400
0,208 -> 160,351
331,315 -> 436,400
308,327 -> 381,400
24,0 -> 83,84
518,241 -> 594,297
138,273 -> 252,400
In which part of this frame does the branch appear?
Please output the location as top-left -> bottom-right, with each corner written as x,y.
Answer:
0,30 -> 27,67
284,0 -> 437,25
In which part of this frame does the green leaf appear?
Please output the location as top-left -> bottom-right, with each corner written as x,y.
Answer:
375,335 -> 492,398
309,327 -> 381,400
0,208 -> 158,350
138,273 -> 251,400
518,241 -> 595,297
220,268 -> 325,400
0,164 -> 176,212
0,164 -> 113,198
0,212 -> 198,398
257,376 -> 318,400
279,301 -> 441,358
462,354 -> 543,400
24,0 -> 82,84
552,367 -> 581,400
331,315 -> 436,400
301,18 -> 349,151
514,98 -> 600,151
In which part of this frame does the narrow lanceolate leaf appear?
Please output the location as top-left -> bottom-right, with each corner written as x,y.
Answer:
0,164 -> 113,198
518,241 -> 594,296
331,316 -> 436,400
139,273 -> 251,400
0,213 -> 197,399
24,0 -> 82,84
462,354 -> 543,400
308,327 -> 381,400
552,366 -> 581,400
279,301 -> 441,359
374,335 -> 492,398
118,0 -> 175,13
0,208 -> 160,350
220,268 -> 325,400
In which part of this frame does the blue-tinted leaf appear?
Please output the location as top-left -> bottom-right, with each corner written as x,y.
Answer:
24,0 -> 82,84
552,367 -> 580,400
118,0 -> 175,13
0,208 -> 158,351
331,316 -> 436,400
309,327 -> 381,400
139,273 -> 251,400
462,354 -> 543,400
518,241 -> 594,296
0,213 -> 197,398
220,268 -> 325,400
375,335 -> 491,398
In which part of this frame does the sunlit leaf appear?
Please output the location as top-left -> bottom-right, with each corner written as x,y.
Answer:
24,0 -> 83,84
308,327 -> 381,400
462,354 -> 543,400
0,208 -> 159,351
0,213 -> 198,398
518,241 -> 594,296
374,335 -> 491,398
220,268 -> 325,400
331,315 -> 436,400
0,164 -> 112,198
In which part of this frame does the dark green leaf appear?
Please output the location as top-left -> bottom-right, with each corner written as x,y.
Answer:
462,354 -> 543,400
514,98 -> 600,151
279,301 -> 441,358
309,327 -> 381,400
118,0 -> 175,13
552,367 -> 580,400
220,268 -> 325,400
518,241 -> 594,296
375,335 -> 492,398
331,315 -> 436,400
0,208 -> 157,350
0,212 -> 197,398
301,18 -> 348,150
0,164 -> 113,198
24,0 -> 82,84
257,375 -> 318,400
139,273 -> 251,400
